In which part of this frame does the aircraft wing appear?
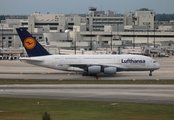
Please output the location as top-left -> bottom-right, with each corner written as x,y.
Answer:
19,57 -> 44,62
69,63 -> 123,69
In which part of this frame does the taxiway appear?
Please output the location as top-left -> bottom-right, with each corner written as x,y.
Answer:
0,57 -> 174,104
0,84 -> 174,104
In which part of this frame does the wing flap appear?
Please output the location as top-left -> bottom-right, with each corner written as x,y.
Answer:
69,63 -> 123,69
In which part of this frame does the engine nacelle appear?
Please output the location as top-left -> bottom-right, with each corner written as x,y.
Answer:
104,67 -> 117,75
87,66 -> 101,74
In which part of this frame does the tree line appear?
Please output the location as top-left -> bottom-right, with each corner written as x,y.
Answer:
155,13 -> 174,21
0,15 -> 28,23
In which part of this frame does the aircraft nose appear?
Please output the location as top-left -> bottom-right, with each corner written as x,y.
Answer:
156,62 -> 160,69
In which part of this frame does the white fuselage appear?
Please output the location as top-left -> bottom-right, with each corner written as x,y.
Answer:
21,54 -> 160,73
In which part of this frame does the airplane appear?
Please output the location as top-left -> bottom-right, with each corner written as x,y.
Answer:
16,28 -> 160,77
45,37 -> 50,45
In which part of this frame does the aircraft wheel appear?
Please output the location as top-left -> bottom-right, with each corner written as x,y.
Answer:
149,71 -> 153,76
94,75 -> 100,80
82,72 -> 86,76
82,72 -> 88,76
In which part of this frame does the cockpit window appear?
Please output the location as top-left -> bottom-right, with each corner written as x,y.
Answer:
153,61 -> 156,63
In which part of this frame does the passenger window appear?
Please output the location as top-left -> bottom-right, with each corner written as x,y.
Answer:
153,61 -> 156,63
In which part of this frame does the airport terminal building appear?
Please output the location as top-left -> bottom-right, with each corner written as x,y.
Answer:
0,7 -> 174,58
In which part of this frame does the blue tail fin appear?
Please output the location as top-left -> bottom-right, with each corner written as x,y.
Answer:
46,37 -> 50,45
16,28 -> 51,57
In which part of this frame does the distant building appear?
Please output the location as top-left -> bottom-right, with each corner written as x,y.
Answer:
86,7 -> 126,31
133,8 -> 155,30
0,7 -> 174,56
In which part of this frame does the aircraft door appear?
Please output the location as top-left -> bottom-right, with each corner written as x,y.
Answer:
117,57 -> 120,64
60,56 -> 64,64
146,59 -> 151,67
78,56 -> 82,63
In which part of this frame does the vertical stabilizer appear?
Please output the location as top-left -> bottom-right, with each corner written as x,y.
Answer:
16,28 -> 51,57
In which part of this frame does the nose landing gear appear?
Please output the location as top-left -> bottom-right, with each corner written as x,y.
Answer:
149,70 -> 153,76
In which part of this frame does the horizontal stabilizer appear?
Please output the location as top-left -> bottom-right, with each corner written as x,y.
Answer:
19,57 -> 44,62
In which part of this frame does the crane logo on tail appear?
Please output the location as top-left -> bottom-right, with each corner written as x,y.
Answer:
24,37 -> 36,49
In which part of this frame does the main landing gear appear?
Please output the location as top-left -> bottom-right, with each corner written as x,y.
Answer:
82,72 -> 88,76
149,70 -> 153,76
82,72 -> 96,76
82,72 -> 100,80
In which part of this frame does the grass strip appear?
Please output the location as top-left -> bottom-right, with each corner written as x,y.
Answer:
0,97 -> 174,120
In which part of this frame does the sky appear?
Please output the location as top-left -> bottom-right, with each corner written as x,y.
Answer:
0,0 -> 174,15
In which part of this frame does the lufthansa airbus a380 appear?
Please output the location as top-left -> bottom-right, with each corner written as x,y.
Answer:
16,28 -> 160,77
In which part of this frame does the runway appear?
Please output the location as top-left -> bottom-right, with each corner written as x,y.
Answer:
0,84 -> 174,104
0,56 -> 174,80
0,57 -> 174,104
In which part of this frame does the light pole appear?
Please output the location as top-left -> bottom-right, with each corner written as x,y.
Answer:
74,28 -> 77,55
133,21 -> 135,48
111,30 -> 112,51
90,25 -> 92,50
1,25 -> 3,49
31,24 -> 32,35
117,23 -> 118,36
67,31 -> 69,41
154,19 -> 155,48
147,23 -> 149,48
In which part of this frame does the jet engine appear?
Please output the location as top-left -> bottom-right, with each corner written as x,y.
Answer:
87,66 -> 101,74
103,67 -> 117,75
86,66 -> 117,75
